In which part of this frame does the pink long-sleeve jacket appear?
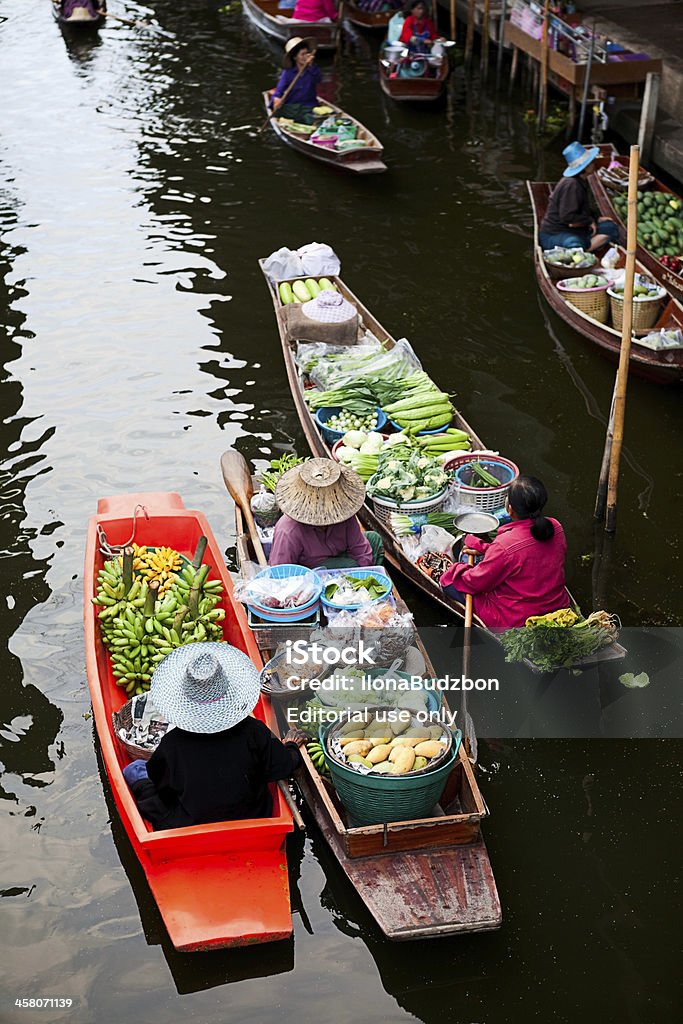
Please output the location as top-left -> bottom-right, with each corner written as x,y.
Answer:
440,518 -> 570,629
292,0 -> 338,21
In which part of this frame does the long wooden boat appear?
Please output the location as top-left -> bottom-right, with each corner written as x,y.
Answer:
529,181 -> 683,386
243,0 -> 339,51
590,146 -> 683,303
258,260 -> 627,671
52,1 -> 105,29
345,0 -> 395,31
378,47 -> 450,102
84,491 -> 294,951
262,92 -> 387,174
230,474 -> 501,939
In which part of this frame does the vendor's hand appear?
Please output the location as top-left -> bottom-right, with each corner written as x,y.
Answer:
282,728 -> 308,748
272,96 -> 283,110
302,52 -> 315,66
589,220 -> 597,236
462,546 -> 479,557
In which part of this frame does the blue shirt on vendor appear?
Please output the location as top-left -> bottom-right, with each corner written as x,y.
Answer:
269,36 -> 322,123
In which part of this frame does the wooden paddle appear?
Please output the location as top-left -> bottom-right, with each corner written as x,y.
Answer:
220,450 -> 268,567
259,61 -> 308,134
220,449 -> 306,831
460,554 -> 478,763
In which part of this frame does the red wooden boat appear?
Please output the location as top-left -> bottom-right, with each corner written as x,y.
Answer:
590,145 -> 683,303
379,46 -> 450,102
84,491 -> 294,951
528,181 -> 683,386
243,0 -> 339,51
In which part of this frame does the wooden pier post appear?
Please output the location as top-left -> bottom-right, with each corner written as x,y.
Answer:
538,0 -> 549,129
496,0 -> 508,90
465,0 -> 475,65
637,72 -> 661,166
481,0 -> 491,78
508,44 -> 519,92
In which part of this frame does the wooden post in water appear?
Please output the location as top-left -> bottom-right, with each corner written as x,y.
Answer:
465,0 -> 476,65
508,44 -> 519,93
496,0 -> 508,90
481,0 -> 491,78
538,0 -> 549,129
596,145 -> 640,531
450,0 -> 456,43
637,72 -> 661,166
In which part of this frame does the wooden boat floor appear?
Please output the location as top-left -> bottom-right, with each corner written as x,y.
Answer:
297,769 -> 501,939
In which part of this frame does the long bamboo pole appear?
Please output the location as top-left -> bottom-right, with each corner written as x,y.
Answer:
538,0 -> 549,129
450,0 -> 456,43
604,145 -> 640,532
496,0 -> 508,90
465,0 -> 475,65
481,0 -> 490,78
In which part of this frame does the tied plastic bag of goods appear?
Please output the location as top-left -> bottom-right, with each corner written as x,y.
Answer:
633,328 -> 683,351
263,247 -> 305,282
236,575 -> 318,610
298,242 -> 341,278
250,487 -> 281,529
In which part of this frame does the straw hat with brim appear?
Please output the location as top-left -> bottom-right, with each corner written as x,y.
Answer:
275,458 -> 366,527
283,36 -> 318,68
562,140 -> 600,177
301,289 -> 357,323
149,643 -> 261,734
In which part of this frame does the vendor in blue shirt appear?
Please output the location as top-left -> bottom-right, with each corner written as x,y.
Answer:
270,36 -> 321,126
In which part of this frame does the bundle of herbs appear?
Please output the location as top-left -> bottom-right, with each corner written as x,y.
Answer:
501,610 -> 620,671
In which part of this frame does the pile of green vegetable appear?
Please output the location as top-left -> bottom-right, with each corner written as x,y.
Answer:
562,274 -> 609,290
260,453 -> 308,493
612,190 -> 683,259
279,278 -> 337,304
366,445 -> 450,504
382,377 -> 454,434
501,609 -> 620,671
415,429 -> 471,456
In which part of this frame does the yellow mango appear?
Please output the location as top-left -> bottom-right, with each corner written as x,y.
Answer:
389,714 -> 411,736
368,735 -> 392,747
342,740 -> 372,757
391,736 -> 422,747
340,733 -> 365,745
367,744 -> 392,764
389,746 -> 416,773
413,740 -> 446,759
413,756 -> 427,771
347,754 -> 373,769
371,761 -> 399,774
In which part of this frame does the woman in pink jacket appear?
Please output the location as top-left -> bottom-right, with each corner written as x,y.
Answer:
439,476 -> 571,629
291,0 -> 338,21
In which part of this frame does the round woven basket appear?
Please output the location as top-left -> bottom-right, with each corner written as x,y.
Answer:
368,487 -> 449,527
607,287 -> 665,331
112,699 -> 168,762
557,278 -> 610,323
320,710 -> 460,827
543,249 -> 597,281
443,453 -> 519,514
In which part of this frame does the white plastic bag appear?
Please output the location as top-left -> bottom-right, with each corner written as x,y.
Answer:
262,247 -> 304,282
633,328 -> 683,351
297,242 -> 340,277
418,525 -> 459,557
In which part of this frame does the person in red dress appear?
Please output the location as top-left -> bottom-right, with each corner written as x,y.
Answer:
399,1 -> 437,53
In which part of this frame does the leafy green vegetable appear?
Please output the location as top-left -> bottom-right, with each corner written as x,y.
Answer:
324,574 -> 389,601
619,672 -> 650,689
501,615 -> 619,671
261,453 -> 307,493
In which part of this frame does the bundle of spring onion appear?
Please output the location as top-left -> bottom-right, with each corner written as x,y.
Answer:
389,512 -> 458,536
382,376 -> 454,434
501,610 -> 620,671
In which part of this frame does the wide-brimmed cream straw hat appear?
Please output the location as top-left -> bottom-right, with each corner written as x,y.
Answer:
149,643 -> 261,734
275,458 -> 366,526
283,36 -> 318,68
301,289 -> 357,324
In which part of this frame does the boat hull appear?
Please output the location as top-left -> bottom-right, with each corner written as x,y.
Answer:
345,2 -> 394,31
379,55 -> 449,102
243,0 -> 339,50
263,92 -> 387,174
52,4 -> 105,29
84,491 -> 294,950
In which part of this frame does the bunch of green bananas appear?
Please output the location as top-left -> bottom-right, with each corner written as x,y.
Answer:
92,553 -> 225,695
306,741 -> 330,777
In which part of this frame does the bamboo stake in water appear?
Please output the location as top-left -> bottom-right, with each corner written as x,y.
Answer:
538,0 -> 549,129
481,0 -> 491,78
450,0 -> 456,42
604,146 -> 640,532
465,0 -> 475,65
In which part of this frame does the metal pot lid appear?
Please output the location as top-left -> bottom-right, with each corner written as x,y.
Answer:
453,511 -> 499,535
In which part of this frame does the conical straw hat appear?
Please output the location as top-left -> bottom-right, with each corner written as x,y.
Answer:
275,458 -> 366,526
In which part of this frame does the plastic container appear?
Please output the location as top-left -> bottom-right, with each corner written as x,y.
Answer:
245,564 -> 322,623
319,567 -> 392,611
314,406 -> 387,445
444,453 -> 519,514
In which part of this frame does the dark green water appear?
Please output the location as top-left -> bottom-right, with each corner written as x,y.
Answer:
0,2 -> 680,1021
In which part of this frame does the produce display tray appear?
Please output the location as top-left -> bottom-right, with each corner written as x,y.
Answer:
247,606 -> 320,649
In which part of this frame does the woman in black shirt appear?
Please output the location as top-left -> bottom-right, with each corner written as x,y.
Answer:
540,141 -> 619,253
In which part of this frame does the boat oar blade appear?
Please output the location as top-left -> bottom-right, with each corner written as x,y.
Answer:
220,450 -> 268,567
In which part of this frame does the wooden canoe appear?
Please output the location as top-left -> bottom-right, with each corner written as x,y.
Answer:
379,47 -> 450,102
231,480 -> 501,939
52,2 -> 105,29
258,260 -> 627,671
262,92 -> 387,174
590,146 -> 683,303
345,0 -> 395,31
84,491 -> 294,951
528,181 -> 683,386
243,0 -> 339,51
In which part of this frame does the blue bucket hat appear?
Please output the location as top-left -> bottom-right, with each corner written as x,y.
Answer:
562,141 -> 600,177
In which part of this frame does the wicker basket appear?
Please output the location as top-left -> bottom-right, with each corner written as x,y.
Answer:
543,248 -> 597,281
443,452 -> 519,514
112,699 -> 169,762
557,278 -> 610,323
608,285 -> 666,332
597,164 -> 654,192
369,487 -> 449,527
320,710 -> 460,827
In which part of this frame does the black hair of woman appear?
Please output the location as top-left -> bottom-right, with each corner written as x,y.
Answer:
507,475 -> 555,541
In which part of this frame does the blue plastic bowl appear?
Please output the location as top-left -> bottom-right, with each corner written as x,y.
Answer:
246,564 -> 322,623
315,406 -> 387,445
319,568 -> 392,611
389,419 -> 452,436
